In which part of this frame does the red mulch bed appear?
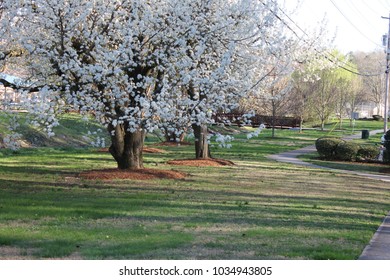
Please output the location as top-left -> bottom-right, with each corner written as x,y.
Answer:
79,168 -> 187,180
143,147 -> 167,153
167,158 -> 235,167
154,141 -> 192,147
79,158 -> 234,180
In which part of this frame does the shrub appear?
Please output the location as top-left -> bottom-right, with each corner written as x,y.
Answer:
357,145 -> 380,161
384,150 -> 390,163
335,142 -> 360,161
384,130 -> 390,150
315,137 -> 345,160
373,115 -> 384,121
384,130 -> 390,163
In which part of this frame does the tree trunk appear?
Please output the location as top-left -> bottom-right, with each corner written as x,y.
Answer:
108,123 -> 145,170
320,120 -> 325,131
271,100 -> 276,138
164,128 -> 186,143
338,117 -> 343,130
192,124 -> 211,159
187,83 -> 210,159
299,116 -> 304,134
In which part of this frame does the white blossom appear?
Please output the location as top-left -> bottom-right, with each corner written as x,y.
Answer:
247,124 -> 266,140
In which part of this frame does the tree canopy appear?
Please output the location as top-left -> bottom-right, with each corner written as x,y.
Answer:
1,0 -> 294,168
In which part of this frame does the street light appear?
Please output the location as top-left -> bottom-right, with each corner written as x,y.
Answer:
382,15 -> 390,133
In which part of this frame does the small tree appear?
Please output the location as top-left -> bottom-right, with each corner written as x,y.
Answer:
300,51 -> 353,130
262,71 -> 293,138
353,51 -> 387,117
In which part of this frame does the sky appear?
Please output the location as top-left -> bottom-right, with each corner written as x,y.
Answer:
284,0 -> 390,53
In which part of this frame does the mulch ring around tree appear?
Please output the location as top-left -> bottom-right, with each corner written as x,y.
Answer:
167,158 -> 235,167
79,168 -> 187,180
79,158 -> 235,180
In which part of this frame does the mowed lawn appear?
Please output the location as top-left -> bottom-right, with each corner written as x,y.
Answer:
0,122 -> 389,260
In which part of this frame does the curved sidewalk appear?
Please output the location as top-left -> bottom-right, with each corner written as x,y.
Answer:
267,144 -> 390,183
267,129 -> 390,259
267,129 -> 390,183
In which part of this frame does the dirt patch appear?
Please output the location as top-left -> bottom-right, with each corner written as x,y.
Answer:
154,141 -> 192,147
97,147 -> 166,154
0,246 -> 25,260
143,147 -> 167,153
0,246 -> 39,260
167,158 -> 235,167
0,246 -> 84,260
79,168 -> 187,180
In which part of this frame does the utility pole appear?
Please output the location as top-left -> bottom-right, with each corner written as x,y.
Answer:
382,14 -> 390,133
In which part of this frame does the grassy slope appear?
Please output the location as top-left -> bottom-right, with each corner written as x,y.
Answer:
0,113 -> 108,148
0,117 -> 389,259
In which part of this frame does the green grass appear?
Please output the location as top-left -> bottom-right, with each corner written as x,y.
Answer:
301,155 -> 390,175
0,117 -> 389,259
309,118 -> 385,132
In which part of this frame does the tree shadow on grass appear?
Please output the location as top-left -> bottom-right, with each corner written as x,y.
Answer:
0,176 -> 386,233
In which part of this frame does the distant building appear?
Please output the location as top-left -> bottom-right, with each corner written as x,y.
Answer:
356,101 -> 388,118
1,76 -> 19,108
0,73 -> 30,109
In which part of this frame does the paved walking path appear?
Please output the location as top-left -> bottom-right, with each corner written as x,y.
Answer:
359,212 -> 390,260
267,130 -> 390,183
267,129 -> 390,259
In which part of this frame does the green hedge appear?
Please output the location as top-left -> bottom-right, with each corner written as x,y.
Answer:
335,142 -> 360,161
357,146 -> 380,161
384,130 -> 390,163
316,138 -> 381,162
315,137 -> 345,160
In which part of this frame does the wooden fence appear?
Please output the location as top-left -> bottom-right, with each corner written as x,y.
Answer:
214,113 -> 301,129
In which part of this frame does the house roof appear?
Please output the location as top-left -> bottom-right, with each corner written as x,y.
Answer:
0,72 -> 30,87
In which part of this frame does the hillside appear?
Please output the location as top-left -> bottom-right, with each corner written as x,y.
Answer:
0,113 -> 109,149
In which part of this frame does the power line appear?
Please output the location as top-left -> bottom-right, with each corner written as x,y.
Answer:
345,0 -> 379,32
265,0 -> 385,77
329,0 -> 383,49
378,0 -> 390,11
324,55 -> 381,76
361,0 -> 383,15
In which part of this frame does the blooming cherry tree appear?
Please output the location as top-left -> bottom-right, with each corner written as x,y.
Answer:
155,0 -> 284,158
1,0 -> 286,168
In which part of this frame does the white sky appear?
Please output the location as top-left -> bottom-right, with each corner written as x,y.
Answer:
284,0 -> 390,53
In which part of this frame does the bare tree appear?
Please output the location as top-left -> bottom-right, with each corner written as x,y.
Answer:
352,51 -> 386,116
